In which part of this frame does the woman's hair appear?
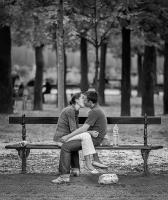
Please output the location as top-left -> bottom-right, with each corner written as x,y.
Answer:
69,92 -> 81,105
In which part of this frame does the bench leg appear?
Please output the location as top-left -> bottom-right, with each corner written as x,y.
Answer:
141,149 -> 151,176
17,148 -> 30,174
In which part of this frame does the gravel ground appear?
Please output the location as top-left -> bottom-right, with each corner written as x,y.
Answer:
1,173 -> 168,200
0,94 -> 168,199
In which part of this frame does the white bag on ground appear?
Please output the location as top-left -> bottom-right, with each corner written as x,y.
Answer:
98,173 -> 119,184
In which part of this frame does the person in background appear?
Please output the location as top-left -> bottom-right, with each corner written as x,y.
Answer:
18,83 -> 24,97
42,79 -> 52,103
12,74 -> 20,98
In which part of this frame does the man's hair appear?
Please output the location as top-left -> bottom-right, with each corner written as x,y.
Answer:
85,90 -> 98,104
69,92 -> 81,105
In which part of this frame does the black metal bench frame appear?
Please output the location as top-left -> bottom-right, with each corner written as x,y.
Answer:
5,114 -> 163,175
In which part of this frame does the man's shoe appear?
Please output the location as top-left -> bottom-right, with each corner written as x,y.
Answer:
70,168 -> 80,177
51,175 -> 70,184
92,161 -> 108,168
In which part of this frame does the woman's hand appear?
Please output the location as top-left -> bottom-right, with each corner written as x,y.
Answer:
88,131 -> 99,138
60,135 -> 70,143
55,141 -> 63,147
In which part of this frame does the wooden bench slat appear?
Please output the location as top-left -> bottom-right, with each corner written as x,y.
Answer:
96,145 -> 163,150
107,117 -> 161,124
9,116 -> 161,124
5,144 -> 60,149
9,117 -> 59,124
5,144 -> 163,150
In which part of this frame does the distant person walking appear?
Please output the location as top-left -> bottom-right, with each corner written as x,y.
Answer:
42,80 -> 52,103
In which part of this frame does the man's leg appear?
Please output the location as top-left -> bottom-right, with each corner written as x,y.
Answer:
92,138 -> 108,168
67,132 -> 99,174
68,132 -> 96,156
92,154 -> 108,168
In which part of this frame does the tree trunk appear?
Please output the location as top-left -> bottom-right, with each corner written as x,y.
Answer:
0,26 -> 13,113
64,48 -> 67,105
93,44 -> 99,91
52,23 -> 58,107
98,40 -> 107,105
93,0 -> 99,91
33,45 -> 44,110
137,53 -> 143,97
153,48 -> 157,87
163,40 -> 168,114
57,0 -> 65,111
121,27 -> 131,116
142,45 -> 155,116
80,36 -> 89,92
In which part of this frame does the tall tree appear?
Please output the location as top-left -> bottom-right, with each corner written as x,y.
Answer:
135,0 -> 164,115
158,5 -> 168,114
121,26 -> 131,116
0,25 -> 13,113
117,2 -> 132,116
0,2 -> 14,113
137,52 -> 143,96
64,47 -> 67,105
80,36 -> 89,92
57,0 -> 65,111
131,30 -> 145,97
142,45 -> 155,115
32,13 -> 45,110
92,0 -> 99,90
163,39 -> 168,114
12,0 -> 56,110
33,45 -> 44,110
98,38 -> 107,105
70,0 -> 117,91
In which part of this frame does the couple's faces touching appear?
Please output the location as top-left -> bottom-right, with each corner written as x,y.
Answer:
83,94 -> 92,108
83,95 -> 90,107
75,94 -> 85,108
76,94 -> 89,108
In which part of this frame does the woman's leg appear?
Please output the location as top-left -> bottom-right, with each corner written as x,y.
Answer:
52,140 -> 81,184
59,140 -> 81,174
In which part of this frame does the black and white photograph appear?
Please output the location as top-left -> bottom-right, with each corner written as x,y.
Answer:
0,0 -> 168,199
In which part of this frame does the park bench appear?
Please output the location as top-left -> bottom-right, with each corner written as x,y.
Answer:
5,114 -> 163,175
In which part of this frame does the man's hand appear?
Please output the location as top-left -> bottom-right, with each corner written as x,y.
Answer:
88,131 -> 99,138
